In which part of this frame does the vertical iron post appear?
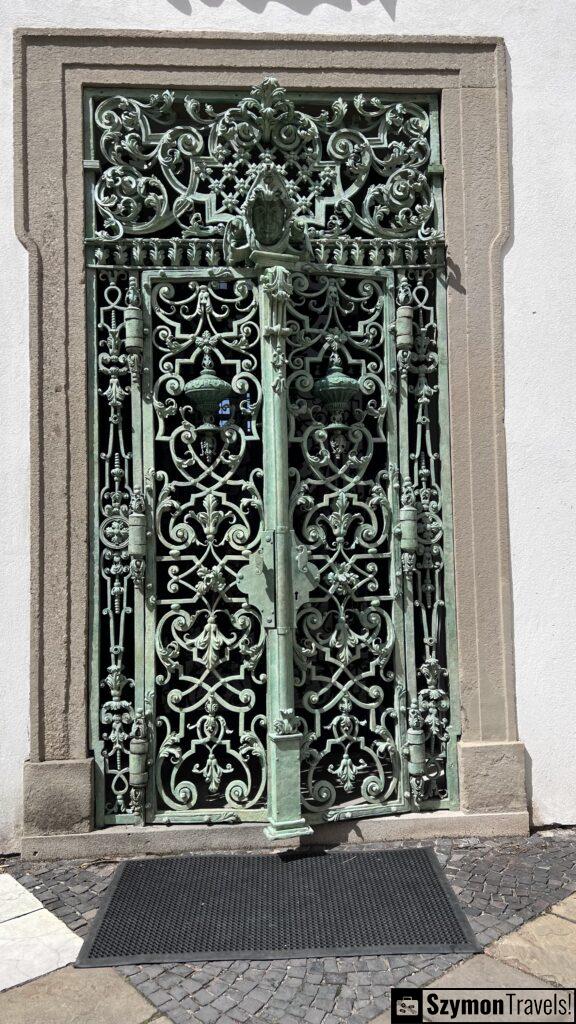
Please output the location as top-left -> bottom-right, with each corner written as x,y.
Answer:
258,259 -> 312,840
125,276 -> 147,822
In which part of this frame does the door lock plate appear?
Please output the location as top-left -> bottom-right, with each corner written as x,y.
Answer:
236,530 -> 276,627
236,530 -> 319,626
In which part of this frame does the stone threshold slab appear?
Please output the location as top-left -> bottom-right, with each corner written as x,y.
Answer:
21,810 -> 529,860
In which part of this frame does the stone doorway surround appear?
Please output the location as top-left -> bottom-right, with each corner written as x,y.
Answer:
14,29 -> 528,858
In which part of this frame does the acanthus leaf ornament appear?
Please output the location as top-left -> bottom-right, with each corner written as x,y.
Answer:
272,708 -> 300,736
262,265 -> 292,302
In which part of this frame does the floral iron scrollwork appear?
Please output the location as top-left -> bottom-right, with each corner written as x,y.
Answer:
91,79 -> 439,248
88,80 -> 457,827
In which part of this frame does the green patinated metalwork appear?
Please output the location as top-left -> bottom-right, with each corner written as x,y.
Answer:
84,79 -> 460,834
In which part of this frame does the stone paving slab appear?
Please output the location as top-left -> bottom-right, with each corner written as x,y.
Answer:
0,965 -> 160,1024
550,891 -> 576,923
425,952 -> 552,988
0,906 -> 82,992
3,828 -> 576,1024
0,871 -> 43,923
370,953 -> 558,1024
488,911 -> 576,988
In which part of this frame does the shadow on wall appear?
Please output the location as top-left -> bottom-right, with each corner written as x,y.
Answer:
524,747 -> 533,824
168,0 -> 397,15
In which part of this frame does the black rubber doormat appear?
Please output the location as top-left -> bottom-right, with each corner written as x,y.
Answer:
76,847 -> 478,966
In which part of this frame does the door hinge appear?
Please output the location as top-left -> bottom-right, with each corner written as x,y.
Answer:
124,276 -> 144,382
128,487 -> 146,587
403,697 -> 426,808
129,709 -> 149,822
394,303 -> 414,377
394,480 -> 418,576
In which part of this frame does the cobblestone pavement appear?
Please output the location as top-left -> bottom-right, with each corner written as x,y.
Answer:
3,828 -> 576,1024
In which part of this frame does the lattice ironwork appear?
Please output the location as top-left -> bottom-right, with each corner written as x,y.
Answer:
85,79 -> 459,833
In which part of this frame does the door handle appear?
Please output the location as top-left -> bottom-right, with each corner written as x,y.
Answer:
292,541 -> 320,609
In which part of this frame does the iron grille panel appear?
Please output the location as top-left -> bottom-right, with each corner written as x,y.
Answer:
85,81 -> 459,830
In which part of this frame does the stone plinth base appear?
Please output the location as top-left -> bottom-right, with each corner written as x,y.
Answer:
458,741 -> 528,813
23,759 -> 94,837
20,809 -> 529,860
20,741 -> 529,858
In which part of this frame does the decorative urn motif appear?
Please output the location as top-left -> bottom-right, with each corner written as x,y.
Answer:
314,338 -> 359,421
185,349 -> 231,422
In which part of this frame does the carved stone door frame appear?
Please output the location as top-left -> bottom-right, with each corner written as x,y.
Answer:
14,30 -> 528,858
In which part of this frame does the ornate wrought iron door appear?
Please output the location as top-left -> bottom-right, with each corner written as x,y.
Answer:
86,80 -> 460,836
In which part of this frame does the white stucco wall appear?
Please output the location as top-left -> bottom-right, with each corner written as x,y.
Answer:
1,0 -> 574,851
